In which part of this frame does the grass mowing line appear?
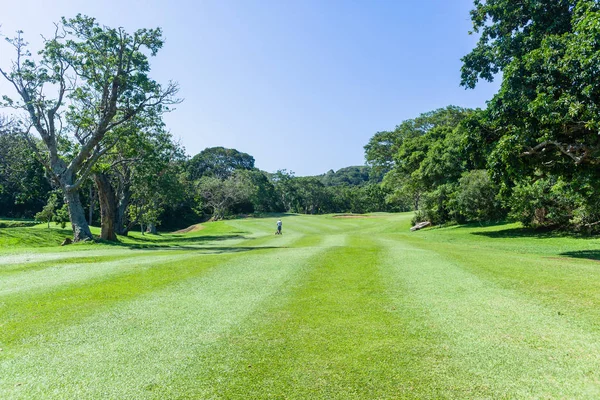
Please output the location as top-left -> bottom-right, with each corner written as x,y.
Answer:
378,236 -> 600,398
0,252 -> 240,349
152,234 -> 441,399
0,251 -> 191,275
399,228 -> 600,332
0,252 -> 207,297
0,236 -> 328,399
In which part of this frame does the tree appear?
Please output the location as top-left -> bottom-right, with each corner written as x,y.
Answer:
462,1 -> 600,173
461,1 -> 600,229
0,15 -> 179,241
270,169 -> 297,212
454,170 -> 501,223
35,193 -> 59,228
369,107 -> 472,216
319,166 -> 374,187
461,0 -> 575,89
188,147 -> 255,180
92,117 -> 182,240
236,169 -> 282,213
196,172 -> 253,220
0,115 -> 52,217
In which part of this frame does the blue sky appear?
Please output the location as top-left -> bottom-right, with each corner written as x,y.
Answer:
0,0 -> 499,176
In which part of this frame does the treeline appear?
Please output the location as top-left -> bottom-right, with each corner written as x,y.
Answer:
0,130 -> 394,233
365,0 -> 600,232
0,15 -> 397,242
4,1 -> 600,239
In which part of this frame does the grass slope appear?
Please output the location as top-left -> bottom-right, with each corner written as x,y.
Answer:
2,214 -> 600,398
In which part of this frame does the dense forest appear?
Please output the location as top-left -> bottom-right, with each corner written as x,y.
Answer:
2,1 -> 600,239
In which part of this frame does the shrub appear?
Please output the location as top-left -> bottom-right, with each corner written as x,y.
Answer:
454,170 -> 502,222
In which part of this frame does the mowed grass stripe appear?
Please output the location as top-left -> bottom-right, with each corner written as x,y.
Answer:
0,227 -> 306,348
0,235 -> 330,399
0,253 -> 200,296
0,253 -> 235,348
379,236 -> 600,398
406,236 -> 600,331
151,234 -> 438,399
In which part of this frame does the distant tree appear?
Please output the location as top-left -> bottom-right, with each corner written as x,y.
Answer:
319,166 -> 373,187
364,130 -> 403,177
188,147 -> 255,180
293,177 -> 329,214
196,172 -> 253,219
270,169 -> 297,211
236,169 -> 282,213
0,116 -> 52,217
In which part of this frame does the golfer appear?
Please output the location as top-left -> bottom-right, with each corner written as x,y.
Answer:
276,219 -> 282,235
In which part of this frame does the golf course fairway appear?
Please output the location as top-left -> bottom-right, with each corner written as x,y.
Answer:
2,213 -> 600,398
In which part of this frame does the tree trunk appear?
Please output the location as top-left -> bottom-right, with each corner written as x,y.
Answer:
94,173 -> 118,241
146,223 -> 157,234
88,185 -> 96,226
115,189 -> 131,235
64,189 -> 93,242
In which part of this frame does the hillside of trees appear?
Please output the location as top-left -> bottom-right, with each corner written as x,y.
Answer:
3,1 -> 600,240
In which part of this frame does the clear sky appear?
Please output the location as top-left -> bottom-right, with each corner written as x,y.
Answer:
0,0 -> 499,176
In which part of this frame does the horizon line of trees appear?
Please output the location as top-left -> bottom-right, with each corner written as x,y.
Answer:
4,1 -> 600,239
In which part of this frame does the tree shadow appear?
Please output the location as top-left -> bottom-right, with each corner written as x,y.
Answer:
98,234 -> 247,249
455,221 -> 515,229
235,213 -> 300,219
470,227 -> 587,240
559,251 -> 600,262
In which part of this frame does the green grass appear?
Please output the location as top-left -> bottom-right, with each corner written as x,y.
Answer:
0,219 -> 38,228
2,213 -> 600,398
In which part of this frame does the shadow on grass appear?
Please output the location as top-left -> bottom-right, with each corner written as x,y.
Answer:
100,234 -> 247,250
560,251 -> 600,262
232,212 -> 300,219
471,228 -> 559,239
108,243 -> 282,253
455,221 -> 514,229
470,226 -> 594,240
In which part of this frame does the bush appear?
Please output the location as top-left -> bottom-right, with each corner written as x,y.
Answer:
419,183 -> 455,225
508,176 -> 578,229
454,170 -> 502,222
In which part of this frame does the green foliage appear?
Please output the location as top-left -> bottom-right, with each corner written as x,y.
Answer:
196,172 -> 253,219
368,106 -> 481,225
454,170 -> 503,223
35,194 -> 60,228
508,175 -> 582,229
319,166 -> 374,187
0,117 -> 52,218
1,14 -> 179,241
456,0 -> 600,232
53,204 -> 70,229
461,0 -> 575,89
188,147 -> 255,180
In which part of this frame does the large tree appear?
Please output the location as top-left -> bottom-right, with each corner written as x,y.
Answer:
188,147 -> 255,180
462,0 -> 600,173
92,116 -> 183,240
0,15 -> 179,241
